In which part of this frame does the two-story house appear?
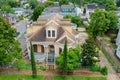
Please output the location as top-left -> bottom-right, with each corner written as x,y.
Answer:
26,13 -> 87,66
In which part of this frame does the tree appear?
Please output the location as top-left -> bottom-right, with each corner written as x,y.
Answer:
0,0 -> 20,9
83,8 -> 86,14
30,41 -> 37,78
7,0 -> 20,7
72,16 -> 82,27
29,0 -> 38,9
0,15 -> 22,66
81,39 -> 98,66
56,43 -> 81,72
63,40 -> 67,75
64,14 -> 82,27
106,0 -> 117,11
59,0 -> 69,6
1,5 -> 14,13
88,8 -> 118,37
32,5 -> 44,21
107,11 -> 118,30
116,0 -> 120,7
88,9 -> 110,37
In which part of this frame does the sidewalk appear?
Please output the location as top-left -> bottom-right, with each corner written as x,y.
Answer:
99,50 -> 120,80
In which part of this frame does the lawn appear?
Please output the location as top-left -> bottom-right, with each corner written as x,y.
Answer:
54,76 -> 107,80
0,74 -> 44,80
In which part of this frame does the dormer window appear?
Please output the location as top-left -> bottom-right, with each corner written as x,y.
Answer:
52,30 -> 55,37
47,29 -> 56,38
48,30 -> 51,37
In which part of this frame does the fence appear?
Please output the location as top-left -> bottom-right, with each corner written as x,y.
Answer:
96,37 -> 120,73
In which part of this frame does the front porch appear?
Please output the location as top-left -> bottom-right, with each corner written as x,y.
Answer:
34,52 -> 46,62
31,44 -> 55,65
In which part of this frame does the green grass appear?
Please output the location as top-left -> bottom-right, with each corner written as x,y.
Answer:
54,76 -> 107,80
0,74 -> 44,80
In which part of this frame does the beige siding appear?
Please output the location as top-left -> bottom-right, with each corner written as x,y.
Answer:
55,45 -> 60,57
37,45 -> 41,52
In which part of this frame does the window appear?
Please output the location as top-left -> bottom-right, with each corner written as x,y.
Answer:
47,29 -> 56,38
52,30 -> 55,37
48,30 -> 51,37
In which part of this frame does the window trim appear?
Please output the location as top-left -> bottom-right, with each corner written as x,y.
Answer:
47,29 -> 56,38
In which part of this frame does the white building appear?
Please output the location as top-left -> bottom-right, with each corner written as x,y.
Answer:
13,8 -> 25,16
116,28 -> 120,58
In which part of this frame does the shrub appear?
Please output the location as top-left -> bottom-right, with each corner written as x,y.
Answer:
39,66 -> 45,71
100,66 -> 108,75
90,64 -> 101,72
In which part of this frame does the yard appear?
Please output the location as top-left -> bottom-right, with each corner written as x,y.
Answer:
54,76 -> 107,80
0,74 -> 44,80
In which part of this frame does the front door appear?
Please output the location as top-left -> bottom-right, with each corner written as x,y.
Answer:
33,45 -> 37,52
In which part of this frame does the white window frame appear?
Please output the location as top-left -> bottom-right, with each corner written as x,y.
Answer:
46,29 -> 56,38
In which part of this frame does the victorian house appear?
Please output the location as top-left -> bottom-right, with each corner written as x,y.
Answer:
26,13 -> 87,66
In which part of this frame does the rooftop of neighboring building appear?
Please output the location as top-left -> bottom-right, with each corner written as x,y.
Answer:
86,3 -> 106,10
13,7 -> 25,11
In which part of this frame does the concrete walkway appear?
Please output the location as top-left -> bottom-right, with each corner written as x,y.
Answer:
99,50 -> 120,80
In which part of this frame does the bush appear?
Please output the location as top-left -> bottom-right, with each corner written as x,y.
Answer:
39,66 -> 45,71
100,66 -> 108,75
90,64 -> 101,72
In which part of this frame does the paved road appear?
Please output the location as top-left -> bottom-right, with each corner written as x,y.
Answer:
13,20 -> 27,52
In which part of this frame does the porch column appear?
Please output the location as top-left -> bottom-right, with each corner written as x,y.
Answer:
44,45 -> 48,62
27,41 -> 30,59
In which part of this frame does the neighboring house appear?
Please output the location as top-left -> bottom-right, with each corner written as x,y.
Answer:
60,5 -> 74,12
13,8 -> 25,16
116,28 -> 120,59
116,11 -> 120,59
26,13 -> 87,66
37,0 -> 47,3
86,3 -> 106,19
3,13 -> 17,25
42,2 -> 79,16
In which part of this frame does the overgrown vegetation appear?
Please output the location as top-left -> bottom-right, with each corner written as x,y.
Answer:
88,9 -> 118,38
81,39 -> 99,66
56,44 -> 81,72
0,15 -> 22,66
32,0 -> 54,21
90,64 -> 108,75
64,14 -> 82,27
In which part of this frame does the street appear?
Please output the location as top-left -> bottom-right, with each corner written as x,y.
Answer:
13,20 -> 27,52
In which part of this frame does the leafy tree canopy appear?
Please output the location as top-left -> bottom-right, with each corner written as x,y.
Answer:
28,0 -> 38,9
59,0 -> 69,6
64,14 -> 82,27
1,5 -> 14,13
56,45 -> 81,70
0,0 -> 20,8
0,15 -> 22,66
32,1 -> 54,21
32,5 -> 45,21
116,0 -> 120,7
81,39 -> 98,66
88,8 -> 118,37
